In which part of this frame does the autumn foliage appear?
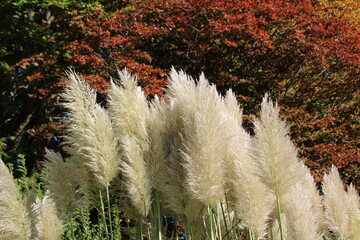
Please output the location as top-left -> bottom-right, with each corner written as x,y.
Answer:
0,0 -> 359,188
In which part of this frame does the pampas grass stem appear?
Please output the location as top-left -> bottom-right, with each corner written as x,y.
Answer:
208,206 -> 216,240
184,214 -> 193,240
138,215 -> 144,240
106,186 -> 114,240
99,190 -> 109,239
269,222 -> 274,240
246,228 -> 256,240
220,202 -> 230,240
207,206 -> 221,240
276,192 -> 285,240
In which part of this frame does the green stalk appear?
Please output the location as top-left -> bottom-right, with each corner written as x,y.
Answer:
106,186 -> 114,240
221,219 -> 242,239
220,203 -> 230,240
99,190 -> 109,239
208,206 -> 216,240
138,215 -> 143,240
215,207 -> 221,239
143,202 -> 150,240
184,214 -> 192,240
226,196 -> 239,240
269,222 -> 274,240
246,228 -> 256,240
276,193 -> 284,240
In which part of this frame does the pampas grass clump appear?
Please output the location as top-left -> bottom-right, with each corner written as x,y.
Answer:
2,68 -> 358,240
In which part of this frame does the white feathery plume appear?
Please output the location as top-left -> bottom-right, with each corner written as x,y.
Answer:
283,183 -> 322,240
297,162 -> 326,236
43,149 -> 79,220
253,95 -> 317,240
31,194 -> 64,240
78,104 -> 120,188
62,71 -> 120,190
61,70 -> 97,145
160,69 -> 205,227
0,158 -> 31,240
107,69 -> 151,216
157,68 -> 195,212
225,115 -> 273,237
146,96 -> 169,191
221,89 -> 273,237
165,68 -> 198,132
253,95 -> 305,200
181,72 -> 227,207
222,89 -> 244,205
121,136 -> 152,216
161,138 -> 203,222
347,184 -> 360,239
166,67 -> 197,104
322,166 -> 351,238
107,69 -> 149,150
224,89 -> 243,127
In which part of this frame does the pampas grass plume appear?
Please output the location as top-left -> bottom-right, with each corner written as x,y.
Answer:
347,184 -> 360,239
107,69 -> 149,149
297,162 -> 325,236
253,95 -> 304,199
147,96 -> 169,191
0,158 -> 31,240
224,89 -> 243,127
283,183 -> 322,240
221,90 -> 272,237
108,69 -> 152,216
159,70 -> 194,217
181,73 -> 227,207
121,135 -> 152,216
323,166 -> 355,239
62,71 -> 119,189
43,148 -> 79,220
227,119 -> 273,237
31,193 -> 64,240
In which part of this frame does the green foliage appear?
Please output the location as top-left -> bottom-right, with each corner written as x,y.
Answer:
5,152 -> 42,197
0,136 -> 42,197
61,208 -> 124,240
